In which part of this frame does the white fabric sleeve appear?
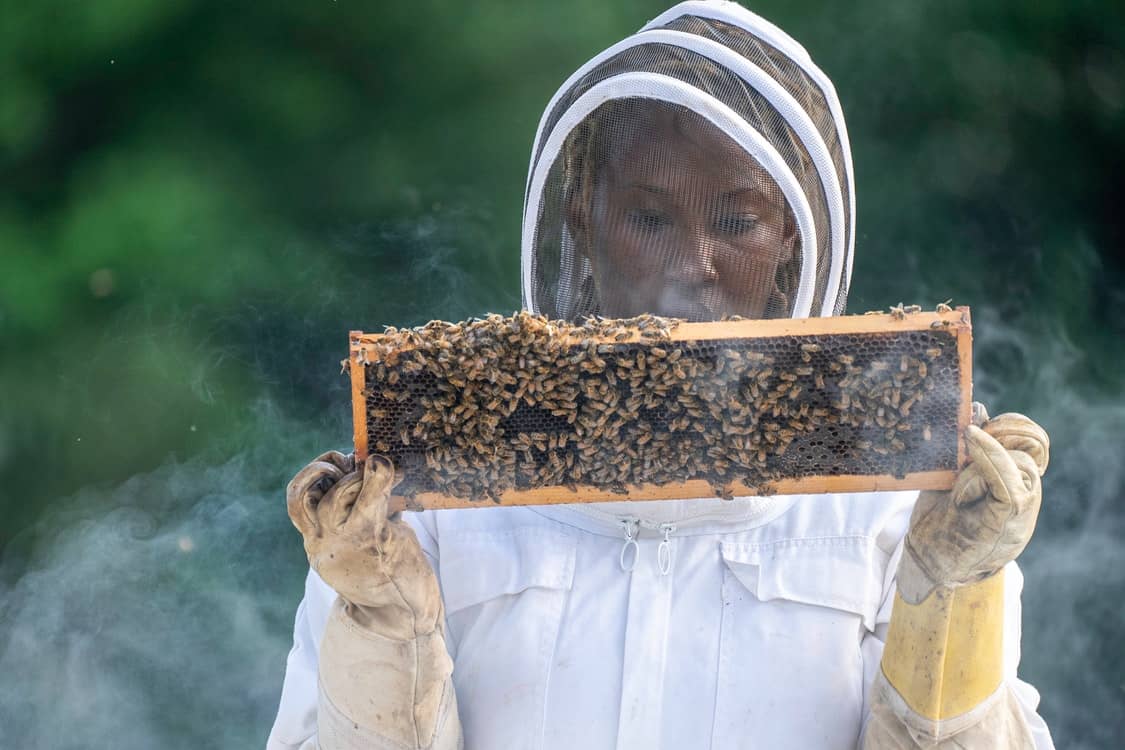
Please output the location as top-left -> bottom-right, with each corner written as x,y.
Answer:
404,509 -> 442,568
266,568 -> 340,750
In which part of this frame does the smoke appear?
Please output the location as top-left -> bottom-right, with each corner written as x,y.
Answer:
0,401 -> 333,749
0,303 -> 1120,748
971,305 -> 1125,748
0,208 -> 516,749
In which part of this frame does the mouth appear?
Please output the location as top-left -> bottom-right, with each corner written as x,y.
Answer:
655,286 -> 717,322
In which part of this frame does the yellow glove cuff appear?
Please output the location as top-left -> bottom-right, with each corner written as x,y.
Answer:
881,568 -> 1005,720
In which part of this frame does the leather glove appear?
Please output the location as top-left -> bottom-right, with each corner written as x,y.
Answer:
286,451 -> 443,639
285,452 -> 462,750
898,405 -> 1050,604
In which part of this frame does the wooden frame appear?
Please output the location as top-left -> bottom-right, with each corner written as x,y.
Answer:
350,308 -> 973,513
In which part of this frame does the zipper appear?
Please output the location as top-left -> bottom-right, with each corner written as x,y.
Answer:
618,518 -> 678,575
619,519 -> 639,571
657,523 -> 676,575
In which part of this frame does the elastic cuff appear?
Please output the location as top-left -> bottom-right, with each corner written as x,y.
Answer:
870,670 -> 1006,743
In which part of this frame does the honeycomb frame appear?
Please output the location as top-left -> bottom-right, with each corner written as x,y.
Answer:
349,308 -> 972,513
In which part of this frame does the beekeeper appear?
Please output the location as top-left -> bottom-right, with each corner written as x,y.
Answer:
267,2 -> 1054,748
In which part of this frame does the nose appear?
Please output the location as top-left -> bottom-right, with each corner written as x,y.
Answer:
669,226 -> 719,284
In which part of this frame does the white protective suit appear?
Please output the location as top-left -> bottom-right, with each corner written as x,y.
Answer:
269,2 -> 1056,748
269,494 -> 1053,749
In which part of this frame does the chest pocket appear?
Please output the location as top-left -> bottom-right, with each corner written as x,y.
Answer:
712,537 -> 887,750
438,526 -> 577,750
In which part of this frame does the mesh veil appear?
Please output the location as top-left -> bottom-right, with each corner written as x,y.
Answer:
522,1 -> 853,322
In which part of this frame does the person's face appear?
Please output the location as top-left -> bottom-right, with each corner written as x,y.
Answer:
570,106 -> 796,321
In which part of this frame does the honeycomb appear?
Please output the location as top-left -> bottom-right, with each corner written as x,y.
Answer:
351,310 -> 968,505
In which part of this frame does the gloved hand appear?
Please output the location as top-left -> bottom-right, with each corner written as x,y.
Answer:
285,452 -> 462,749
867,407 -> 1051,748
897,406 -> 1050,604
286,451 -> 443,639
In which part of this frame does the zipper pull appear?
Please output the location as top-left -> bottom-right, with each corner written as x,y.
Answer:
619,519 -> 639,572
658,523 -> 676,576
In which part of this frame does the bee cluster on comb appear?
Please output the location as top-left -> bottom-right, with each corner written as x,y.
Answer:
349,308 -> 971,510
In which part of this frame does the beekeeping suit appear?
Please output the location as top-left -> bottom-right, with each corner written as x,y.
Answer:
267,3 -> 1054,748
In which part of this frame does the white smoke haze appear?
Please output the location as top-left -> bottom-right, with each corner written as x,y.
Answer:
0,302 -> 1120,748
0,402 -> 333,749
0,211 -> 515,750
972,305 -> 1125,749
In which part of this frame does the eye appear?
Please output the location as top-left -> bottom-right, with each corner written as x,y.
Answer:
627,210 -> 671,234
714,214 -> 759,235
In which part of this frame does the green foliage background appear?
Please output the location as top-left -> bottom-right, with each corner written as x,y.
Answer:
1,1 -> 1123,747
